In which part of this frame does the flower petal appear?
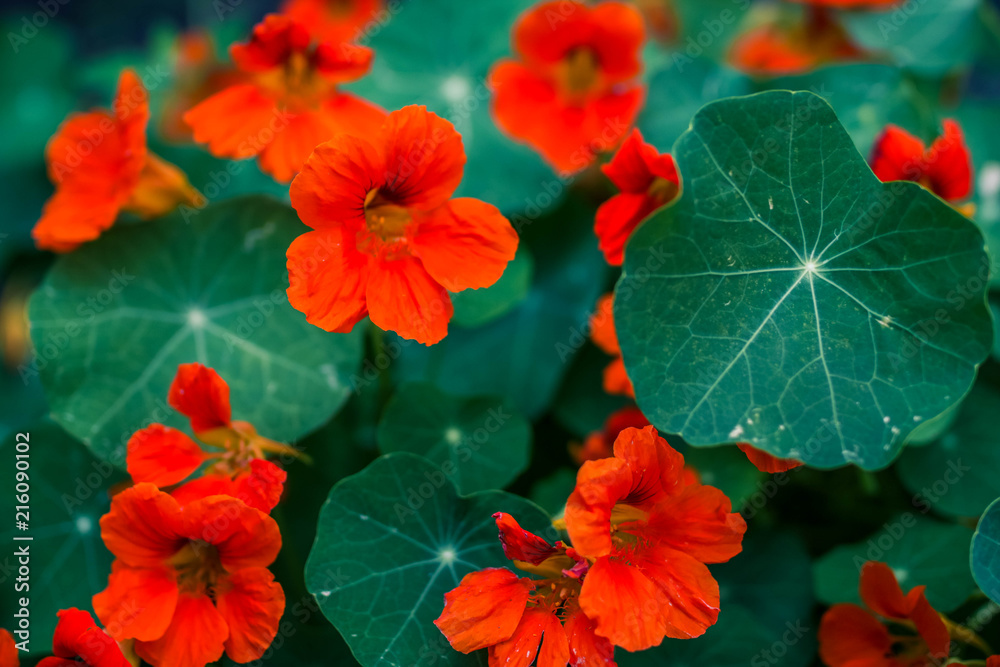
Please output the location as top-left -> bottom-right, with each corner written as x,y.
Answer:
181,495 -> 282,570
858,561 -> 910,620
100,484 -> 185,567
493,513 -> 559,565
168,363 -> 232,434
366,257 -> 452,345
869,124 -> 927,185
378,106 -> 465,210
290,133 -> 384,230
134,595 -> 228,667
184,84 -> 282,160
126,424 -> 206,488
489,607 -> 567,667
50,608 -> 128,667
640,547 -> 720,640
563,605 -> 616,667
645,482 -> 747,564
215,568 -> 286,663
594,192 -> 658,266
925,119 -> 972,202
578,556 -> 668,651
286,228 -> 371,333
612,426 -> 686,508
737,443 -> 803,473
93,560 -> 179,642
229,14 -> 310,72
589,294 -> 619,356
411,198 -> 518,292
435,568 -> 532,653
234,459 -> 287,513
565,457 -> 632,558
817,604 -> 892,667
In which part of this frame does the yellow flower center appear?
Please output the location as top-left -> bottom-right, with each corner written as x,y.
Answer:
171,540 -> 224,596
364,189 -> 413,242
561,47 -> 600,98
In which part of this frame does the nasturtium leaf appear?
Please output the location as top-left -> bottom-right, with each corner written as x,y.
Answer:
306,453 -> 551,667
376,383 -> 531,494
897,379 -> 1000,518
840,0 -> 984,76
616,90 -> 993,469
450,250 -> 533,328
761,64 -> 931,156
345,0 -> 553,213
813,513 -> 976,612
971,496 -> 1000,605
28,196 -> 363,464
0,420 -> 122,655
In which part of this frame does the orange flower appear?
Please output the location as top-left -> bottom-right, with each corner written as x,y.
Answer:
435,514 -> 615,667
819,561 -> 950,667
590,294 -> 633,398
869,119 -> 973,204
93,484 -> 284,667
729,7 -> 862,75
1,629 -> 17,667
571,406 -> 649,464
32,69 -> 202,253
126,363 -> 296,513
737,444 -> 803,474
281,0 -> 383,44
565,426 -> 746,650
286,105 -> 519,345
595,129 -> 679,265
184,14 -> 385,182
35,609 -> 129,667
489,0 -> 646,174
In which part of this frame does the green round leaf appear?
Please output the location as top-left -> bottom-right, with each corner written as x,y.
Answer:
305,452 -> 551,667
0,420 -> 123,655
814,513 -> 976,612
346,0 -> 554,213
376,383 -> 531,494
761,64 -> 932,157
616,90 -> 992,469
971,496 -> 1000,605
683,444 -> 764,509
28,196 -> 363,464
897,379 -> 1000,518
450,249 -> 533,328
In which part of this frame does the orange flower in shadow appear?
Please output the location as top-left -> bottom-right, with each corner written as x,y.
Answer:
184,14 -> 385,182
819,561 -> 951,667
590,293 -> 633,398
869,119 -> 973,205
286,105 -> 518,344
571,406 -> 649,464
33,69 -> 201,253
729,7 -> 862,75
489,0 -> 646,174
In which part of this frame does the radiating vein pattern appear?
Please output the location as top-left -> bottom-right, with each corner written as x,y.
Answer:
616,91 -> 992,468
306,453 -> 550,667
28,197 -> 363,463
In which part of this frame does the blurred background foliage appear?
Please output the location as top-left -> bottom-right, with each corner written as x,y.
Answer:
2,0 -> 1000,665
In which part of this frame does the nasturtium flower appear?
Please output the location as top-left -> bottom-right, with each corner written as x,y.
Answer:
286,105 -> 519,345
571,406 -> 649,464
595,129 -> 679,266
1,629 -> 18,667
35,609 -> 130,667
435,514 -> 615,667
869,119 -> 973,204
184,13 -> 385,182
126,363 -> 297,513
590,294 -> 633,398
489,0 -> 646,174
32,69 -> 202,253
728,8 -> 861,75
281,0 -> 382,44
737,444 -> 803,473
819,561 -> 951,667
565,426 -> 746,650
93,484 -> 284,667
